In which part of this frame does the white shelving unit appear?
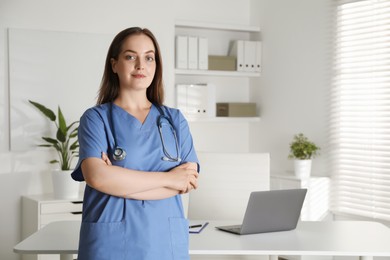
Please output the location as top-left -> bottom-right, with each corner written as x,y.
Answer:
174,20 -> 261,122
175,20 -> 261,32
175,68 -> 261,77
186,116 -> 260,123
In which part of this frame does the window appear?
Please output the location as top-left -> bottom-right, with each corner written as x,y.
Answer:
330,0 -> 390,221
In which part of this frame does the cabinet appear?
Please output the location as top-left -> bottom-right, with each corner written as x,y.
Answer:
22,193 -> 83,260
174,20 -> 261,122
271,174 -> 330,221
271,175 -> 332,260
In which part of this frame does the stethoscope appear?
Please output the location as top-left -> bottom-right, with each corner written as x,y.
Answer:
109,103 -> 181,162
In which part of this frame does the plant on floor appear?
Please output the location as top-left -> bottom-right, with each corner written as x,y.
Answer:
29,100 -> 79,170
288,133 -> 320,160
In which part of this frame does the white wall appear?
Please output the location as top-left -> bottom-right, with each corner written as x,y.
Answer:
249,0 -> 331,176
0,0 -> 334,259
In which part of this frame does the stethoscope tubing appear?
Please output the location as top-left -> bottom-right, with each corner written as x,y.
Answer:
109,102 -> 181,162
158,116 -> 181,162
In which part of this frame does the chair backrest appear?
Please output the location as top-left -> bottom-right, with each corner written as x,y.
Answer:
187,152 -> 270,221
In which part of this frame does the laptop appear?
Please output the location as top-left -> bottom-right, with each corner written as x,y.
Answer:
216,188 -> 307,235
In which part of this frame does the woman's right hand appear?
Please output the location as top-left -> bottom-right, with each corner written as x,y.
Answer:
101,152 -> 112,166
167,163 -> 199,194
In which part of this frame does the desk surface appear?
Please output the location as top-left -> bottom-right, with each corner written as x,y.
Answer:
14,220 -> 390,257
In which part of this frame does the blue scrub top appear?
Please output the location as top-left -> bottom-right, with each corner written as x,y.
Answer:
71,103 -> 199,260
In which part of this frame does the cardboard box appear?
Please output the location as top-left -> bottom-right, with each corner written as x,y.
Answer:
208,55 -> 236,71
216,102 -> 257,117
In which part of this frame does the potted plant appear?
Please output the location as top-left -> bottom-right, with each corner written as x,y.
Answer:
29,100 -> 80,199
288,133 -> 320,179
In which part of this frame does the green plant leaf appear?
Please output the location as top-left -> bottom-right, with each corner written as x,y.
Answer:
58,107 -> 67,137
67,121 -> 79,131
29,100 -> 56,121
56,128 -> 66,143
70,140 -> 79,150
30,100 -> 79,169
288,133 -> 320,160
38,144 -> 53,148
53,142 -> 62,152
42,137 -> 58,145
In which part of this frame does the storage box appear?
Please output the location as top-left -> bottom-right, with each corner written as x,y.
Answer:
208,55 -> 236,71
216,102 -> 257,117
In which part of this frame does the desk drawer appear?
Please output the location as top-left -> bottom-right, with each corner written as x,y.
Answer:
40,212 -> 82,227
40,201 -> 83,214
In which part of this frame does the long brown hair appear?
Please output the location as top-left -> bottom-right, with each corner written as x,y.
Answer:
97,27 -> 164,105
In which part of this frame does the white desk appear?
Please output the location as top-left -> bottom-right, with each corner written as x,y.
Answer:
14,220 -> 390,260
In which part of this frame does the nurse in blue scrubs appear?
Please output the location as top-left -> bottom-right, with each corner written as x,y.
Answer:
71,27 -> 199,260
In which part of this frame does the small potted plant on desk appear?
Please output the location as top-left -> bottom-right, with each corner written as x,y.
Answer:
29,100 -> 80,199
288,133 -> 320,179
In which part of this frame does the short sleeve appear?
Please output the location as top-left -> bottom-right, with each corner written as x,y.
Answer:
178,110 -> 200,172
71,108 -> 108,181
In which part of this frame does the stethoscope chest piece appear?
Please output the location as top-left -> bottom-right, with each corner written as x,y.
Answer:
113,146 -> 126,161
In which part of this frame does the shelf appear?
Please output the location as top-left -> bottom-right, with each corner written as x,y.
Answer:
174,20 -> 262,127
175,69 -> 260,77
175,20 -> 261,33
186,117 -> 261,123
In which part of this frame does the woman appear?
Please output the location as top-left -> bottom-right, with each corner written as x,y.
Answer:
71,27 -> 199,260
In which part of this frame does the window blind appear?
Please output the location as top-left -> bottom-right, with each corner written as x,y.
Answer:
331,0 -> 390,221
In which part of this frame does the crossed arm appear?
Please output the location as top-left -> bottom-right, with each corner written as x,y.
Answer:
81,153 -> 199,200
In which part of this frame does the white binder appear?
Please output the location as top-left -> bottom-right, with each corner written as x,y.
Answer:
255,41 -> 262,73
175,35 -> 188,69
188,36 -> 198,69
244,41 -> 256,72
176,84 -> 216,118
198,37 -> 208,70
229,40 -> 244,71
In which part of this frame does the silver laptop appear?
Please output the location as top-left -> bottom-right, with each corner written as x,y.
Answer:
216,189 -> 307,235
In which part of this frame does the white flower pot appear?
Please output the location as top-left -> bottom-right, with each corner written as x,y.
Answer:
51,170 -> 80,199
294,159 -> 312,179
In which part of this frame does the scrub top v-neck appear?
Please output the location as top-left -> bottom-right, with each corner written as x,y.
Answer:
71,103 -> 199,260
